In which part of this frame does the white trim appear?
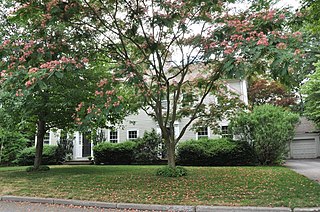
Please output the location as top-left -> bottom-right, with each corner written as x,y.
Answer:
196,126 -> 209,140
44,131 -> 50,145
108,129 -> 119,143
127,129 -> 139,140
174,123 -> 180,138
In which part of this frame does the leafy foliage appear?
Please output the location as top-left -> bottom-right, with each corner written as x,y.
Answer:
301,62 -> 320,128
0,132 -> 29,166
26,165 -> 50,172
93,141 -> 137,165
156,166 -> 188,178
177,138 -> 257,166
133,129 -> 162,164
230,105 -> 299,165
1,0 -> 312,168
56,133 -> 74,161
248,78 -> 298,109
15,145 -> 65,166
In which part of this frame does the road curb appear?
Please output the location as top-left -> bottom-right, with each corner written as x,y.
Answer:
53,198 -> 117,209
196,206 -> 291,212
293,208 -> 320,212
1,196 -> 54,204
117,203 -> 195,211
0,195 -> 319,211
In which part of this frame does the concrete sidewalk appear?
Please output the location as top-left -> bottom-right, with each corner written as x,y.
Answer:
1,195 -> 320,212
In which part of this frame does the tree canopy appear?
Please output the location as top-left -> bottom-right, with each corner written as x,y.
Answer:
1,0 -> 312,168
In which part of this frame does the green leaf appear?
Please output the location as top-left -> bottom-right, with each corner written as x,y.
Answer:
55,71 -> 64,79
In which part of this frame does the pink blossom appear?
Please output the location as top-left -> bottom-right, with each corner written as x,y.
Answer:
82,58 -> 89,63
279,14 -> 285,19
19,57 -> 26,62
76,102 -> 83,112
113,101 -> 120,107
28,67 -> 39,74
104,102 -> 109,109
95,90 -> 103,97
0,70 -> 6,77
97,79 -> 108,87
87,107 -> 92,114
76,63 -> 83,69
3,40 -> 10,46
15,89 -> 23,97
8,63 -> 15,69
224,47 -> 234,55
25,77 -> 36,88
105,90 -> 114,95
276,42 -> 287,49
257,36 -> 269,46
37,48 -> 45,54
293,31 -> 302,38
294,49 -> 301,55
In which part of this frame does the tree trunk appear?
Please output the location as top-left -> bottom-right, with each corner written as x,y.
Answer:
34,120 -> 46,170
0,137 -> 3,165
167,141 -> 176,168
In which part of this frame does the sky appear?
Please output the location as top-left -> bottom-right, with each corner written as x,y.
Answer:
276,0 -> 301,10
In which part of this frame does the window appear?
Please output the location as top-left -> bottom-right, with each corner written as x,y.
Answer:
44,131 -> 50,144
221,126 -> 230,138
197,127 -> 208,139
109,130 -> 118,143
128,130 -> 138,140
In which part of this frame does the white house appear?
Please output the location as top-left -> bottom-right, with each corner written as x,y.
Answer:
42,79 -> 248,160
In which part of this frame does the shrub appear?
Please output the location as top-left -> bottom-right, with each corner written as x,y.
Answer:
156,166 -> 188,177
230,104 -> 299,165
15,145 -> 64,166
56,136 -> 74,161
93,141 -> 137,165
26,165 -> 50,172
133,129 -> 162,164
176,138 -> 257,166
0,133 -> 29,166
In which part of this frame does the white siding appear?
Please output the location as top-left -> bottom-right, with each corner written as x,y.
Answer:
117,109 -> 158,142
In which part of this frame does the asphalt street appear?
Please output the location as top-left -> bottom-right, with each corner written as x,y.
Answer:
0,201 -> 148,212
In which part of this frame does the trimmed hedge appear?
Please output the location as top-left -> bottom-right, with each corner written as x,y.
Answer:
93,141 -> 137,165
15,145 -> 64,166
176,138 -> 257,166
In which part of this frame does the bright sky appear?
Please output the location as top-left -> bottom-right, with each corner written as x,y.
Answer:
276,0 -> 301,10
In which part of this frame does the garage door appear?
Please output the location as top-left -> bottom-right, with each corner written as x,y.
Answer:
290,138 -> 317,159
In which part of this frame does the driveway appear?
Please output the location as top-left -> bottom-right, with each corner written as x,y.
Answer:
285,159 -> 320,183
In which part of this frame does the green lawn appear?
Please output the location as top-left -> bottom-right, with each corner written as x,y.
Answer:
0,165 -> 319,208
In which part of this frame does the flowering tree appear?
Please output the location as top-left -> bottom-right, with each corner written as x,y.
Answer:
65,0 -> 306,168
2,0 -> 309,168
0,0 -> 131,169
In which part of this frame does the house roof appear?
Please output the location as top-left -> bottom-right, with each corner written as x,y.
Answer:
295,117 -> 319,135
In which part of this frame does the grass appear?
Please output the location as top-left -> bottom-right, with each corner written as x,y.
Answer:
0,165 -> 319,208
